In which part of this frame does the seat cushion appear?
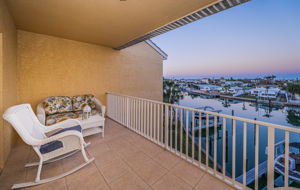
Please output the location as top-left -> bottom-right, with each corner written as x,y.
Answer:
43,96 -> 73,115
72,94 -> 96,111
40,125 -> 82,154
46,112 -> 78,126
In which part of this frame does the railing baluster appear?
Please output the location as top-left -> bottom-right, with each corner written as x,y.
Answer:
186,110 -> 189,159
222,117 -> 226,177
114,95 -> 116,120
120,96 -> 122,124
214,116 -> 217,172
122,97 -> 124,124
284,131 -> 289,188
112,95 -> 114,119
199,111 -> 202,167
255,124 -> 259,190
243,122 -> 247,187
180,109 -> 183,156
267,127 -> 275,190
126,97 -> 129,127
134,99 -> 137,131
117,97 -> 120,122
115,95 -> 117,120
161,104 -> 164,144
232,119 -> 236,185
147,102 -> 150,137
165,105 -> 169,148
157,104 -> 159,142
138,99 -> 140,133
140,100 -> 143,134
192,111 -> 195,162
130,98 -> 133,130
175,108 -> 178,154
206,114 -> 209,168
137,99 -> 139,131
150,102 -> 153,140
170,106 -> 173,151
144,101 -> 146,135
153,103 -> 157,142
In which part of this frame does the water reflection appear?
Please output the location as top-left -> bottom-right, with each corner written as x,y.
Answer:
183,93 -> 300,127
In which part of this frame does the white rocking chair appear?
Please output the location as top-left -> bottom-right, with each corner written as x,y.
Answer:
3,104 -> 94,189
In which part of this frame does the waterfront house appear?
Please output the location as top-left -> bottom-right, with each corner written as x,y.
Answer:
197,84 -> 223,92
250,87 -> 280,99
1,0 -> 297,190
228,87 -> 243,94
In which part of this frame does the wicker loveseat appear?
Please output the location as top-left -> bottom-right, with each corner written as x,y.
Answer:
37,94 -> 106,137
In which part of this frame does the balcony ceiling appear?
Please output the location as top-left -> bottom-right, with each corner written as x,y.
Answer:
6,0 -> 219,48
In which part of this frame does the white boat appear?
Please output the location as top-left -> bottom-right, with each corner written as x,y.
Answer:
274,142 -> 300,183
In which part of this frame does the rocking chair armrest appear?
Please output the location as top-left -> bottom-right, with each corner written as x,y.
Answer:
38,130 -> 84,146
45,119 -> 82,133
36,103 -> 46,125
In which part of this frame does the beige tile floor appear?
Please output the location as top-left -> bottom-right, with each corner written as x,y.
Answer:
0,119 -> 234,190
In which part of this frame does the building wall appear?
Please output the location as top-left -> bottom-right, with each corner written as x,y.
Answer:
0,0 -> 18,171
17,30 -> 163,110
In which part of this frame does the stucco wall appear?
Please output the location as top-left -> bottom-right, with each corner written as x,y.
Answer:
17,30 -> 163,109
0,0 -> 18,170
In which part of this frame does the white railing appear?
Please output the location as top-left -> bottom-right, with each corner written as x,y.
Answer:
107,92 -> 300,190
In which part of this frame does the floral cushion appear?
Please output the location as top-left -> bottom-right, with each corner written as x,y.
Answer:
45,109 -> 99,126
72,94 -> 96,111
45,112 -> 78,126
43,96 -> 73,115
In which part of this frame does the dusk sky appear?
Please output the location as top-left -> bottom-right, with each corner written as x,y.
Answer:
152,0 -> 300,78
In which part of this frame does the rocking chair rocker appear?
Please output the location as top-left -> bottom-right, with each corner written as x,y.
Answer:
3,104 -> 94,189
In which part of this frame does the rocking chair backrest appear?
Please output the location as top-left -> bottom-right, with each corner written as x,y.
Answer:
3,104 -> 46,145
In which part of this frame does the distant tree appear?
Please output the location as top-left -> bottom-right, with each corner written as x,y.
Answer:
163,79 -> 184,104
286,83 -> 300,95
286,109 -> 300,126
264,75 -> 276,84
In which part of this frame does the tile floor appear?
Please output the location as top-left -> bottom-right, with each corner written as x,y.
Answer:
0,119 -> 234,190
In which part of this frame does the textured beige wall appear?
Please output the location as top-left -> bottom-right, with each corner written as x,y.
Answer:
0,0 -> 18,170
17,30 -> 163,110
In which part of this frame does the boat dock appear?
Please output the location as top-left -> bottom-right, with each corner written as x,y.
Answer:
235,161 -> 268,185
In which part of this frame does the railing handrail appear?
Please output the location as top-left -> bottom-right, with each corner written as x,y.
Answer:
106,92 -> 300,133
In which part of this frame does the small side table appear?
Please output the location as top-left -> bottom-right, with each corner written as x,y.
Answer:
79,114 -> 105,137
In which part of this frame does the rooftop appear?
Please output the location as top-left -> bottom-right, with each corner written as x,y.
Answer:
0,119 -> 233,190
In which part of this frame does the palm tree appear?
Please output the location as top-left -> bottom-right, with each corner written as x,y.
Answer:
223,85 -> 230,94
163,79 -> 184,104
287,83 -> 300,100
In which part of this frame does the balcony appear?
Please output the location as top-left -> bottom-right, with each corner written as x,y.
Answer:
1,93 -> 299,190
0,118 -> 234,190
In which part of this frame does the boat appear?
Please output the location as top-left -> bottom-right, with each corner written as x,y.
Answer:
274,142 -> 300,183
194,106 -> 222,119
